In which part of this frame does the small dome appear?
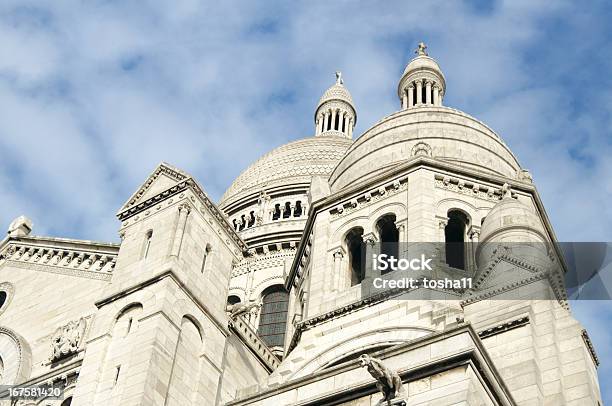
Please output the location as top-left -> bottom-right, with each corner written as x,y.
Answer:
317,83 -> 354,110
480,193 -> 546,243
402,55 -> 444,77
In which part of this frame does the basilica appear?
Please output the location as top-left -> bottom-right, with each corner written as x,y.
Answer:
0,44 -> 602,405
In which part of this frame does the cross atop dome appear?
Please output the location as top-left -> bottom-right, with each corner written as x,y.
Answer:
415,42 -> 428,56
335,71 -> 343,85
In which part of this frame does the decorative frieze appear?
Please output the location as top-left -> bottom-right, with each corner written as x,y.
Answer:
330,177 -> 408,218
434,174 -> 502,202
1,242 -> 116,280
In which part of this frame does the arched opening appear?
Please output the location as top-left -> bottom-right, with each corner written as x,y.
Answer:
227,295 -> 241,306
272,204 -> 281,220
248,211 -> 255,227
294,201 -> 302,217
445,210 -> 469,270
412,85 -> 417,106
258,285 -> 289,348
61,397 -> 73,406
282,202 -> 291,219
345,227 -> 365,286
421,85 -> 427,104
167,317 -> 202,404
239,215 -> 246,231
0,292 -> 6,309
376,214 -> 399,274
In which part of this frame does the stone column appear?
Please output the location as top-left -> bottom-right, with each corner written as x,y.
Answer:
323,110 -> 330,132
363,233 -> 379,280
402,90 -> 408,110
332,249 -> 344,291
408,84 -> 414,108
170,203 -> 191,258
438,91 -> 444,106
348,118 -> 353,138
425,81 -> 432,104
433,85 -> 439,106
396,222 -> 406,243
416,80 -> 423,105
315,117 -> 320,135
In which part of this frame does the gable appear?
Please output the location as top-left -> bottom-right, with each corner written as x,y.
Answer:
117,162 -> 191,214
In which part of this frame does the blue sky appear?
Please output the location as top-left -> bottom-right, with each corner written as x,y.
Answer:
0,0 -> 611,401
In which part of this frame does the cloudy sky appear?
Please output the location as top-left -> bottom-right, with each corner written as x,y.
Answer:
0,0 -> 610,401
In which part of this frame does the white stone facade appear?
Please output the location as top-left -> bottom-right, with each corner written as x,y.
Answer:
0,44 -> 602,405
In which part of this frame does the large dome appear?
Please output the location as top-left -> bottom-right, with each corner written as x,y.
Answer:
328,106 -> 522,192
220,134 -> 352,207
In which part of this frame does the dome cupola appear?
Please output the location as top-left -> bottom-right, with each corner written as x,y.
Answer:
398,42 -> 446,109
314,72 -> 356,138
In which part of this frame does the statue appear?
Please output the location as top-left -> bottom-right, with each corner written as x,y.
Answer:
415,42 -> 428,56
50,318 -> 86,362
501,183 -> 513,199
359,354 -> 406,405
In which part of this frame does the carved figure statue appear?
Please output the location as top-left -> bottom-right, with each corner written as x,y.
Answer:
415,42 -> 427,56
359,354 -> 406,403
229,302 -> 261,318
50,318 -> 86,362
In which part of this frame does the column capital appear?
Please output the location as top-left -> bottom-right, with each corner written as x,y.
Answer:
178,202 -> 191,215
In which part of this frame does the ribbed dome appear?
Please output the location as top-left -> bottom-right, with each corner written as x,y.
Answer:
480,195 -> 546,243
220,135 -> 352,207
317,83 -> 354,110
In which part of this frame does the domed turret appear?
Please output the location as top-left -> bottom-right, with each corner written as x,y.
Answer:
314,72 -> 356,138
398,42 -> 446,109
479,185 -> 547,244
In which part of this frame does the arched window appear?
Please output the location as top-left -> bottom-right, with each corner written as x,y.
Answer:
167,317 -> 202,404
445,210 -> 469,270
282,202 -> 291,219
115,304 -> 143,338
294,201 -> 302,217
61,397 -> 73,406
345,227 -> 365,286
142,230 -> 153,259
272,204 -> 281,220
0,292 -> 6,309
258,286 -> 289,348
248,211 -> 255,227
227,295 -> 241,306
376,214 -> 399,274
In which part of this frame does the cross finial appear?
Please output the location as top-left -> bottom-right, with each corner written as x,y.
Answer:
415,42 -> 428,56
335,71 -> 343,85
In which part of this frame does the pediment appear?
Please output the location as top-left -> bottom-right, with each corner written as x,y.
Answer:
470,249 -> 549,299
117,162 -> 191,214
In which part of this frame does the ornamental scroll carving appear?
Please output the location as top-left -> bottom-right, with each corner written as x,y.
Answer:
50,318 -> 86,362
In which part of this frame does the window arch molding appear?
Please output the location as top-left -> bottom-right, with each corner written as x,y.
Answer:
366,202 -> 407,235
0,282 -> 15,317
257,284 -> 289,348
250,277 -> 285,302
435,198 -> 482,228
0,326 -> 32,385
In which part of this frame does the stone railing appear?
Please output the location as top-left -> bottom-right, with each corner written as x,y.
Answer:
229,314 -> 280,371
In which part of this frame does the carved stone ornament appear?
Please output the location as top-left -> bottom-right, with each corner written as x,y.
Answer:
50,318 -> 86,362
359,354 -> 407,405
